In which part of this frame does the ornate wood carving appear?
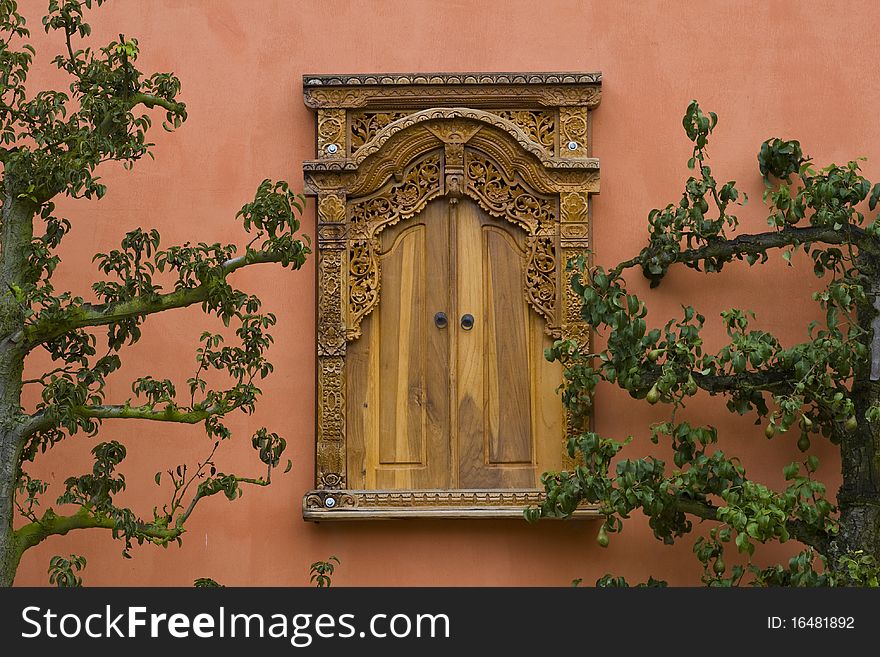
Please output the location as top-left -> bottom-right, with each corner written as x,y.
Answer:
305,72 -> 602,86
350,110 -> 410,153
317,109 -> 346,158
560,106 -> 590,158
491,110 -> 555,150
304,72 -> 601,519
316,355 -> 346,487
304,72 -> 602,110
348,107 -> 598,170
303,489 -> 598,519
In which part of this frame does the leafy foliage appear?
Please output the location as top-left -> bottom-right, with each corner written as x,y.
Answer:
47,554 -> 86,587
193,577 -> 224,588
0,1 -> 310,585
309,556 -> 341,588
529,102 -> 880,586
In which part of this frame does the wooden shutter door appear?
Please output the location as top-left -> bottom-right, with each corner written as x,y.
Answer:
346,199 -> 452,490
346,196 -> 565,492
455,198 -> 546,488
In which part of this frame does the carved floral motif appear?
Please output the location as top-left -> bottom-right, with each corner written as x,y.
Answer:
347,238 -> 380,339
559,106 -> 589,157
464,152 -> 555,233
490,109 -> 555,152
560,191 -> 588,222
318,472 -> 346,490
350,111 -> 410,152
317,250 -> 345,356
318,193 -> 346,224
525,235 -> 559,333
317,355 -> 345,449
317,109 -> 346,157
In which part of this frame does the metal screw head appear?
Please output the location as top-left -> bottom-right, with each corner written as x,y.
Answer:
325,143 -> 339,155
324,496 -> 336,508
567,140 -> 579,151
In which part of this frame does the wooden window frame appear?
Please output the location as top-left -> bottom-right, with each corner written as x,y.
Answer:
302,73 -> 601,519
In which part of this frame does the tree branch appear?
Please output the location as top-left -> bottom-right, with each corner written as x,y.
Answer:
20,249 -> 291,351
73,403 -> 222,424
17,400 -> 232,442
633,363 -> 792,395
13,506 -> 180,555
13,473 -> 270,556
674,497 -> 830,553
616,224 -> 873,277
128,93 -> 185,115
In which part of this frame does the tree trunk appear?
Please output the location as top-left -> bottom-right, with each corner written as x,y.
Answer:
0,433 -> 22,587
833,260 -> 880,577
0,190 -> 35,586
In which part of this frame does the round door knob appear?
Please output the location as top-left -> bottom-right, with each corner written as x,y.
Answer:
434,312 -> 448,329
460,313 -> 475,330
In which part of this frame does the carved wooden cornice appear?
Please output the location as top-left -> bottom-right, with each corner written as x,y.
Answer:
305,72 -> 602,86
303,71 -> 602,110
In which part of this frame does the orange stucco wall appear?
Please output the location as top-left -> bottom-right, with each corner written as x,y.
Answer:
13,0 -> 879,586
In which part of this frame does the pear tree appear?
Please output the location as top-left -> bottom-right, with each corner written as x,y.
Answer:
532,101 -> 880,586
0,0 -> 309,585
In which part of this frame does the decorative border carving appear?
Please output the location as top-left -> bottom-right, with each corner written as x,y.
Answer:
350,107 -> 598,170
305,72 -> 601,519
317,109 -> 346,158
560,106 -> 589,158
305,72 -> 602,86
304,85 -> 602,111
304,489 -> 599,519
316,355 -> 346,486
317,251 -> 346,356
303,72 -> 602,111
350,110 -> 410,153
490,109 -> 555,152
525,235 -> 559,335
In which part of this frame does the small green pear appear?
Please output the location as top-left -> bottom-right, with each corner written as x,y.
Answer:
797,434 -> 810,452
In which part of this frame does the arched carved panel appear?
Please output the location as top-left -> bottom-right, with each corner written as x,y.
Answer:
303,72 -> 601,519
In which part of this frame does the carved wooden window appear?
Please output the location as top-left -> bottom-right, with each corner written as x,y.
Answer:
302,73 -> 601,519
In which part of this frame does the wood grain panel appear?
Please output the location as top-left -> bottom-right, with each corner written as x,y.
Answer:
456,199 -> 535,488
531,320 -> 565,477
485,227 -> 532,464
378,224 -> 426,466
346,199 -> 451,490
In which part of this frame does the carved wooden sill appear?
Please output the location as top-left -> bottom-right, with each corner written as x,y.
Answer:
302,489 -> 599,520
